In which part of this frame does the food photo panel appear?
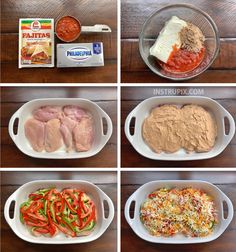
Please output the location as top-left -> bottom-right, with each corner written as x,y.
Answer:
1,0 -> 117,83
121,1 -> 236,83
121,171 -> 236,252
1,171 -> 117,251
1,86 -> 117,168
121,86 -> 236,167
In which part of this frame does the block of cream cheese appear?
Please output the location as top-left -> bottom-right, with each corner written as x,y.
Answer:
57,43 -> 104,67
150,16 -> 187,63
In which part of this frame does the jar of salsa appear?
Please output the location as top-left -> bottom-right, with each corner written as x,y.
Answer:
56,16 -> 81,42
159,46 -> 206,74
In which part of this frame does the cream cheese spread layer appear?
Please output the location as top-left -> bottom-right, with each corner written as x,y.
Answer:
142,104 -> 217,153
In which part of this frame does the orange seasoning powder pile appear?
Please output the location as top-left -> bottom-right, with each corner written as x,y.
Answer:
160,23 -> 205,73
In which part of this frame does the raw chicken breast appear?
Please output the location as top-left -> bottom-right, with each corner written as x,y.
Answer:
25,105 -> 95,153
60,117 -> 77,151
24,118 -> 45,152
33,106 -> 62,122
45,119 -> 63,152
73,117 -> 94,152
63,105 -> 88,122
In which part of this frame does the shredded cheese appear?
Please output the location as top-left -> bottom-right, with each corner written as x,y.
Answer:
140,187 -> 218,237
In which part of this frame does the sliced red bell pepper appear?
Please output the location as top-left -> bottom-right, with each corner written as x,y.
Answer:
25,201 -> 43,214
79,205 -> 95,229
45,189 -> 56,200
81,200 -> 88,214
46,203 -> 57,236
34,227 -> 50,234
25,220 -> 48,227
55,223 -> 76,237
20,188 -> 96,238
64,198 -> 77,213
26,212 -> 47,222
80,208 -> 92,219
60,198 -> 65,213
61,217 -> 76,233
64,190 -> 79,207
29,193 -> 44,201
81,200 -> 94,218
49,200 -> 57,222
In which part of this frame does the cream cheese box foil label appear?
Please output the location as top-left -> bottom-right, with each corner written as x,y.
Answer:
57,43 -> 104,67
19,18 -> 54,68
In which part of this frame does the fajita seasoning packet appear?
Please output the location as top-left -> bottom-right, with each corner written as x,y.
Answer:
19,18 -> 54,68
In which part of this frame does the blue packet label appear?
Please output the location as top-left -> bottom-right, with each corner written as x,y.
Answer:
93,43 -> 102,54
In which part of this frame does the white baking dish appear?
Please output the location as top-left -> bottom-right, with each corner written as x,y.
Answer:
9,98 -> 113,159
125,180 -> 234,244
125,96 -> 235,160
4,180 -> 115,244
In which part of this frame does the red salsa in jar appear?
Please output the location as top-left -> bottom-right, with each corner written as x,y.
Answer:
56,16 -> 81,42
159,45 -> 205,73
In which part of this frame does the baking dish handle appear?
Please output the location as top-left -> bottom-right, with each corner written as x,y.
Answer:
4,191 -> 18,228
220,193 -> 234,232
8,110 -> 20,143
101,192 -> 115,231
99,108 -> 113,144
124,194 -> 136,227
222,111 -> 235,145
124,110 -> 137,144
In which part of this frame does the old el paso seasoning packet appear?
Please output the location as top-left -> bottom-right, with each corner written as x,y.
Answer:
57,43 -> 104,67
19,18 -> 54,68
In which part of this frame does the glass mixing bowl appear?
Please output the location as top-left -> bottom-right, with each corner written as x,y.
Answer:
139,4 -> 220,81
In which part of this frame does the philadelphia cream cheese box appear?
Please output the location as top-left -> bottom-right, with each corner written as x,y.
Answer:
57,42 -> 104,67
